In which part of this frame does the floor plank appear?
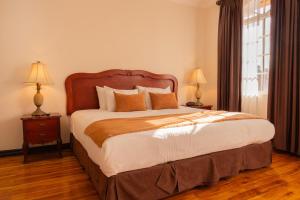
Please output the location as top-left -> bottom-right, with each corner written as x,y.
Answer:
0,151 -> 299,200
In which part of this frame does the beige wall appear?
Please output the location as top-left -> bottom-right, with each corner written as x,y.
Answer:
197,5 -> 219,108
0,0 -> 205,150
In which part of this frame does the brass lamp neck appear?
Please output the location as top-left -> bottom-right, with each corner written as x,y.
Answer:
36,83 -> 41,93
195,82 -> 203,106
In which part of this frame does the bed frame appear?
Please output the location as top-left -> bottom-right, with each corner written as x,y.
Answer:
65,69 -> 272,200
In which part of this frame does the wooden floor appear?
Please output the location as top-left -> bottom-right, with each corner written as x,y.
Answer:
0,151 -> 300,200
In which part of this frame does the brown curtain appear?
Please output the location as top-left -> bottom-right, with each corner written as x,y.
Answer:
217,0 -> 243,112
268,0 -> 300,155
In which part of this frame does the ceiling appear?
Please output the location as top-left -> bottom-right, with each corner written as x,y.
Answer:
168,0 -> 216,7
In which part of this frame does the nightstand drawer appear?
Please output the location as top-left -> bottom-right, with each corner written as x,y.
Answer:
23,119 -> 58,132
27,130 -> 58,144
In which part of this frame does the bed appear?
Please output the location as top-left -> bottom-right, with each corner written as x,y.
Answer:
65,69 -> 275,200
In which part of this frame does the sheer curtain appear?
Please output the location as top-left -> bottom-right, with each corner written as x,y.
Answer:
242,0 -> 271,117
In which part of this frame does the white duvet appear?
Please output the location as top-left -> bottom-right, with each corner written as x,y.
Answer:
71,106 -> 275,177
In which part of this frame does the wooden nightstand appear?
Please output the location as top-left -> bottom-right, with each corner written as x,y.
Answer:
21,113 -> 62,163
185,104 -> 213,110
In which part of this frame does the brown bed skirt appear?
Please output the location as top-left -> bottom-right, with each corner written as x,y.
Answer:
72,135 -> 272,200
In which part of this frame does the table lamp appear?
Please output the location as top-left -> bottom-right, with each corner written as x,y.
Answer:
25,61 -> 52,116
192,68 -> 207,106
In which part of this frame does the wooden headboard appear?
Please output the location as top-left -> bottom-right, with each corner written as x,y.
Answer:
65,69 -> 178,115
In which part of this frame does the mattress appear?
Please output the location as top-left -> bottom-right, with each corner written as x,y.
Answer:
71,106 -> 275,177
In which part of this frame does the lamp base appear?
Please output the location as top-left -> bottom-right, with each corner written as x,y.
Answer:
32,83 -> 49,116
32,107 -> 48,116
195,83 -> 203,106
195,98 -> 203,106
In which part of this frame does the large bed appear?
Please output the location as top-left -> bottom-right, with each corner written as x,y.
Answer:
65,69 -> 275,200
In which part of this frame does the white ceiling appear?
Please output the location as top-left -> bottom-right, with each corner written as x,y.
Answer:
168,0 -> 216,7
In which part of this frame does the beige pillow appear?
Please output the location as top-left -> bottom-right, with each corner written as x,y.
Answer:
96,86 -> 107,110
149,92 -> 178,110
136,86 -> 171,109
114,93 -> 147,112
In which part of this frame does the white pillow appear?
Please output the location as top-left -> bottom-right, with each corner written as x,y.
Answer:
104,86 -> 138,111
136,86 -> 171,109
96,86 -> 107,110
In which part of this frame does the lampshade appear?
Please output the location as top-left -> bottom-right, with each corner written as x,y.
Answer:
25,61 -> 53,85
192,68 -> 207,84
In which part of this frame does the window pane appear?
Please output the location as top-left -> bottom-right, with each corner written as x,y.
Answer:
265,35 -> 270,54
265,5 -> 271,12
264,55 -> 270,69
257,38 -> 263,55
265,17 -> 271,34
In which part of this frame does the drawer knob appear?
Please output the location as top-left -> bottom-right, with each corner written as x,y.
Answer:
39,123 -> 46,126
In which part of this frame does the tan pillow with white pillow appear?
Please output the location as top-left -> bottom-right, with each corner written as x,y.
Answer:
136,86 -> 171,109
104,86 -> 138,111
149,92 -> 178,110
96,86 -> 107,110
114,93 -> 146,112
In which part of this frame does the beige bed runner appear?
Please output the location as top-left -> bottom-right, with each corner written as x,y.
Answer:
85,110 -> 261,147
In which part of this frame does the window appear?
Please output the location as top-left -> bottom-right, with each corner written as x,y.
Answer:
242,0 -> 271,117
